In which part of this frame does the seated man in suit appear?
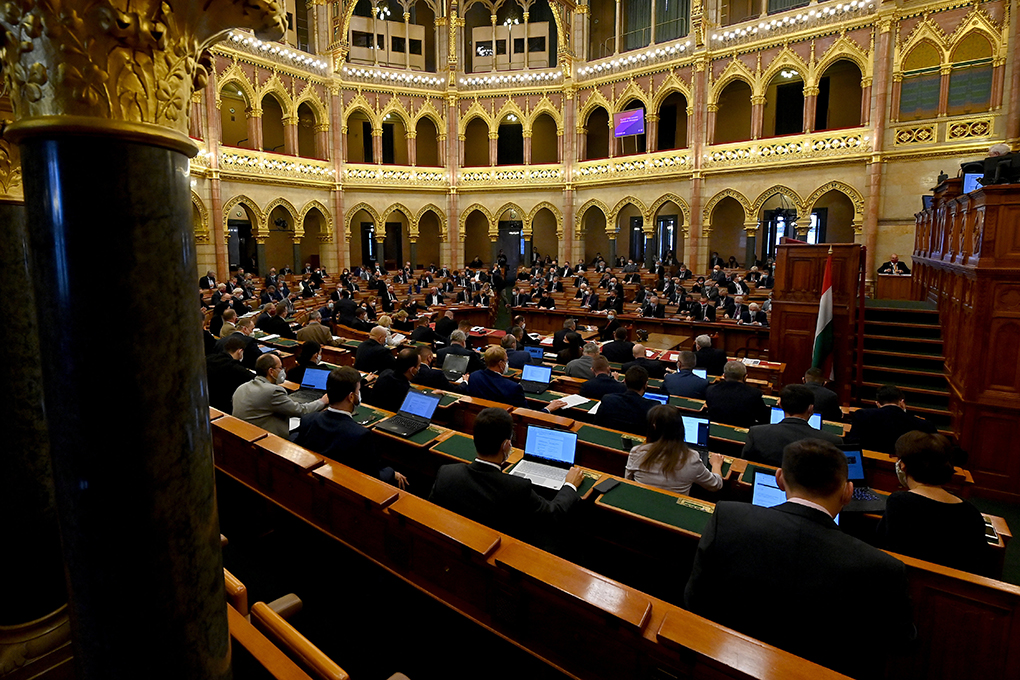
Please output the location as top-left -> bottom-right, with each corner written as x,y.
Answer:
640,295 -> 666,318
429,407 -> 582,550
434,310 -> 458,338
601,326 -> 634,364
411,345 -> 464,394
501,334 -> 533,370
218,309 -> 238,338
410,315 -> 444,346
232,353 -> 327,437
848,385 -> 936,454
367,347 -> 420,412
739,302 -> 769,326
257,302 -> 297,339
354,326 -> 396,373
467,346 -> 567,411
802,367 -> 842,422
296,311 -> 338,347
714,288 -> 736,318
214,316 -> 261,369
594,366 -> 655,436
705,361 -> 769,428
693,334 -> 727,376
294,366 -> 408,488
437,330 -> 485,374
622,344 -> 667,379
685,294 -> 716,322
564,342 -> 600,380
877,253 -> 911,275
424,286 -> 445,307
552,319 -> 577,353
509,286 -> 530,307
742,385 -> 843,466
579,355 -> 627,400
206,334 -> 255,413
685,439 -> 912,679
661,351 -> 710,400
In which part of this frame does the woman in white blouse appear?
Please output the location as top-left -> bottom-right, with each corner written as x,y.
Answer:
625,405 -> 724,495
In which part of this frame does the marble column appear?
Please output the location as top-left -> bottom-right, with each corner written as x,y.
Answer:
205,78 -> 228,277
614,0 -> 622,54
864,15 -> 894,278
644,230 -> 655,269
409,239 -> 418,269
750,96 -> 765,140
489,131 -> 498,166
607,236 -> 616,265
523,132 -> 532,165
247,108 -> 263,150
490,236 -> 499,266
690,58 -> 708,273
293,239 -> 303,271
283,117 -> 299,155
803,87 -> 819,133
646,114 -> 659,152
744,222 -> 759,268
316,124 -> 330,160
407,131 -> 417,165
1006,2 -> 1020,142
372,129 -> 383,164
938,65 -> 951,117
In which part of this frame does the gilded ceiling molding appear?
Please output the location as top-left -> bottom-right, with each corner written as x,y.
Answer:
0,0 -> 286,152
191,191 -> 211,243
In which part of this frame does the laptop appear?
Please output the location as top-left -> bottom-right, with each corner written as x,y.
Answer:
520,364 -> 553,393
682,415 -> 711,463
525,345 -> 545,361
441,353 -> 470,381
289,367 -> 331,403
770,406 -> 821,429
258,344 -> 277,354
510,426 -> 578,490
693,368 -> 708,380
753,470 -> 840,524
375,389 -> 442,437
643,393 -> 669,405
841,446 -> 886,513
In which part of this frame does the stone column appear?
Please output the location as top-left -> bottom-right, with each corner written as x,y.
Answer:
292,238 -> 303,271
803,87 -> 819,133
315,123 -> 330,160
608,118 -> 616,158
576,126 -> 587,161
744,221 -> 759,267
407,131 -> 417,166
256,235 -> 269,274
860,77 -> 872,125
938,64 -> 951,117
750,95 -> 766,139
409,238 -> 418,269
283,116 -> 299,155
404,11 -> 411,70
372,128 -> 383,164
705,104 -> 717,145
523,11 -> 530,69
247,107 -> 263,150
490,235 -> 499,265
644,227 -> 655,269
1006,1 -> 1020,142
491,14 -> 498,72
523,131 -> 532,165
489,130 -> 499,165
614,0 -> 622,54
376,231 -> 386,266
864,13 -> 894,278
205,78 -> 228,277
690,57 -> 708,273
607,234 -> 617,265
646,113 -> 659,152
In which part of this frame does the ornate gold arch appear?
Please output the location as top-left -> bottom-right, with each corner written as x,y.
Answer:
222,195 -> 265,236
646,193 -> 692,234
264,197 -> 301,239
493,201 -> 526,223
708,59 -> 755,106
299,200 -> 334,242
702,189 -> 751,225
751,185 -> 805,217
525,96 -> 563,134
577,89 -> 612,126
192,192 -> 210,244
458,100 -> 493,135
757,48 -> 811,98
379,95 -> 413,128
414,203 -> 449,242
812,37 -> 872,87
343,93 -> 378,129
574,198 -> 610,237
608,196 -> 647,233
612,80 -> 650,113
804,181 -> 865,222
381,202 -> 415,227
258,73 -> 295,118
411,101 -> 446,132
294,83 -> 329,126
459,203 -> 496,234
650,74 -> 692,113
344,202 -> 381,243
525,201 -> 563,239
216,65 -> 257,107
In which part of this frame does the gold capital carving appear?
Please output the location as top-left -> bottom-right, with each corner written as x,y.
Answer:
1,0 -> 286,150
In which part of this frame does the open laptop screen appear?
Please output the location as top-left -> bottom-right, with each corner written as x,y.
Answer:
522,364 -> 552,383
399,390 -> 441,419
752,471 -> 786,508
300,368 -> 330,390
524,426 -> 577,465
644,393 -> 669,405
843,447 -> 866,483
770,407 -> 821,429
525,346 -> 545,360
442,353 -> 469,374
693,368 -> 707,379
681,416 -> 710,448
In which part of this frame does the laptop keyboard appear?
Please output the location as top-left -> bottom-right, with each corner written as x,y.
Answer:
384,415 -> 422,432
852,487 -> 880,502
513,460 -> 567,486
290,388 -> 325,403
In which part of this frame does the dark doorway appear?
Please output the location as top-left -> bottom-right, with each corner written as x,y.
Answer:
360,221 -> 377,266
761,209 -> 797,261
384,221 -> 403,270
628,216 -> 644,263
227,219 -> 258,273
362,121 -> 373,162
497,124 -> 524,165
774,81 -> 805,135
656,214 -> 678,261
814,77 -> 830,131
498,220 -> 523,271
382,124 -> 396,164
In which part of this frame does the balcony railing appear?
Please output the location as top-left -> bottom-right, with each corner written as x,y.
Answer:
574,149 -> 692,184
457,165 -> 563,188
218,148 -> 335,183
703,128 -> 871,170
343,164 -> 447,187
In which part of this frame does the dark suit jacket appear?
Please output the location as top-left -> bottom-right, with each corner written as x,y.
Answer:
467,368 -> 527,408
622,356 -> 667,379
552,329 -> 572,353
601,340 -> 634,364
214,331 -> 261,369
410,325 -> 444,346
690,302 -> 716,322
435,316 -> 457,338
293,410 -> 394,483
429,460 -> 579,548
804,382 -> 842,422
742,417 -> 844,467
694,347 -> 727,375
848,405 -> 936,454
354,339 -> 395,373
641,302 -> 666,318
594,390 -> 655,435
600,318 -> 622,341
206,353 -> 254,413
259,315 -> 296,339
662,369 -> 709,399
714,296 -> 736,317
412,365 -> 462,393
579,374 -> 627,400
685,501 -> 912,680
507,349 -> 533,369
437,343 -> 484,374
705,381 -> 769,428
368,369 -> 411,412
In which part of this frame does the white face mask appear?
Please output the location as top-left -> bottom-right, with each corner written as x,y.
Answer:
275,367 -> 287,384
895,462 -> 909,488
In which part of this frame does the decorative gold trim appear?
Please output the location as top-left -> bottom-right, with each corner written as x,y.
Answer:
5,116 -> 199,156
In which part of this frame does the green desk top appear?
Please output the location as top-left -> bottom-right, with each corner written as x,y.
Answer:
528,390 -> 596,412
670,396 -> 705,411
647,378 -> 663,390
342,340 -> 362,350
598,481 -> 714,534
419,389 -> 458,407
575,424 -> 643,452
271,338 -> 299,347
740,463 -> 777,485
432,433 -> 477,462
710,422 -> 747,443
763,395 -> 779,407
821,422 -> 844,436
406,426 -> 443,446
351,407 -> 386,427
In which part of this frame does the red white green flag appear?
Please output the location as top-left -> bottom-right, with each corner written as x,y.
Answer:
812,251 -> 834,377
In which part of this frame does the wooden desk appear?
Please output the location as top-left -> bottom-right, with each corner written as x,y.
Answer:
875,274 -> 914,300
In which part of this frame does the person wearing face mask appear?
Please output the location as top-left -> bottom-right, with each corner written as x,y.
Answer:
296,311 -> 338,347
231,353 -> 327,437
367,347 -> 422,412
289,341 -> 323,385
429,407 -> 582,550
293,367 -> 410,489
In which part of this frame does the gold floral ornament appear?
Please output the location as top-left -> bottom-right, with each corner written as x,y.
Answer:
0,0 -> 286,140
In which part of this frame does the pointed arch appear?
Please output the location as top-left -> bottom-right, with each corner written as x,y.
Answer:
299,200 -> 333,240
575,198 -> 610,237
379,96 -> 412,129
264,198 -> 301,237
216,63 -> 257,106
898,20 -> 951,67
812,37 -> 872,86
294,84 -> 328,126
525,201 -> 563,235
651,76 -> 693,112
493,202 -> 527,223
222,194 -> 265,233
258,74 -> 294,118
702,189 -> 751,225
414,204 -> 449,242
381,202 -> 415,225
192,192 -> 210,244
412,101 -> 446,131
647,193 -> 691,231
459,100 -> 493,136
805,181 -> 864,221
494,99 -> 527,126
459,203 -> 495,233
609,196 -> 647,224
709,60 -> 756,105
758,48 -> 812,97
578,90 -> 612,126
344,202 -> 381,241
613,80 -> 650,113
752,185 -> 806,216
524,97 -> 563,134
343,93 -> 378,129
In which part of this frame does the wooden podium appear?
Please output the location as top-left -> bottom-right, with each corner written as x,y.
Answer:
875,273 -> 915,300
768,243 -> 863,403
914,179 -> 1020,501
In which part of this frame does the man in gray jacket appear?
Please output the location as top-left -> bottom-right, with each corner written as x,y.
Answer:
741,384 -> 842,467
232,353 -> 327,437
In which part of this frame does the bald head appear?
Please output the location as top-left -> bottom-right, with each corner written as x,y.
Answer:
370,326 -> 388,342
632,344 -> 646,359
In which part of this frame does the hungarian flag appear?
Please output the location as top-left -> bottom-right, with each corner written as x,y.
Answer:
812,251 -> 834,377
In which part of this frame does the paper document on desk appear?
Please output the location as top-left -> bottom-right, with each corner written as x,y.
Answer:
260,334 -> 280,341
558,394 -> 591,409
588,401 -> 600,415
289,417 -> 301,432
